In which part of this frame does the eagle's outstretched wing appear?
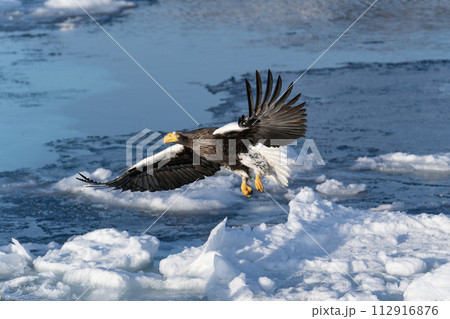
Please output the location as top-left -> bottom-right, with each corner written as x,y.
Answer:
239,70 -> 307,146
77,144 -> 221,192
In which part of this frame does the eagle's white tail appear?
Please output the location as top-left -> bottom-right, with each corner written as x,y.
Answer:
257,145 -> 291,187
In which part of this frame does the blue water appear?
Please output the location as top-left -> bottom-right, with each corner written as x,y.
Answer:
0,0 -> 449,246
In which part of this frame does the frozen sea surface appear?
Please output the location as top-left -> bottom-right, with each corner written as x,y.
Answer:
1,60 -> 449,248
1,0 -> 449,170
0,0 -> 449,300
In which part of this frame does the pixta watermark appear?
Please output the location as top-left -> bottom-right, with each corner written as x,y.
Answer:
126,129 -> 325,175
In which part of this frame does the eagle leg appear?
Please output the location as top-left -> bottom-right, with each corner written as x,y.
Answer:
255,174 -> 264,192
241,178 -> 253,197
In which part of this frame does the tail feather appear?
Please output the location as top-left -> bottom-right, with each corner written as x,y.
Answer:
257,145 -> 291,187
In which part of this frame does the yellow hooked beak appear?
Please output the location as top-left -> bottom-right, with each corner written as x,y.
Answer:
164,133 -> 179,144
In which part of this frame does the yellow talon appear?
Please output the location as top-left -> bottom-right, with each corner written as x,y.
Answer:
241,179 -> 253,197
255,174 -> 264,192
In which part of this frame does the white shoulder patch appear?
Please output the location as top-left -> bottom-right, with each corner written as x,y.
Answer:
213,122 -> 249,135
130,144 -> 185,170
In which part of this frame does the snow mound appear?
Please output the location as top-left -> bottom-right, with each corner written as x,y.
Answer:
354,152 -> 450,175
0,229 -> 159,300
33,228 -> 159,299
2,187 -> 450,300
316,179 -> 365,196
34,228 -> 159,273
315,174 -> 327,183
0,239 -> 32,279
404,263 -> 450,301
258,277 -> 275,292
54,168 -> 240,212
33,0 -> 135,17
157,188 -> 450,300
385,257 -> 427,276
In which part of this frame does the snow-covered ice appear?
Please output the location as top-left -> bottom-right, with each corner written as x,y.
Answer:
370,202 -> 405,212
354,152 -> 450,175
404,263 -> 450,301
1,229 -> 159,300
385,257 -> 427,276
54,168 -> 241,212
0,239 -> 32,279
1,187 -> 450,300
34,228 -> 159,273
315,179 -> 366,196
33,0 -> 135,16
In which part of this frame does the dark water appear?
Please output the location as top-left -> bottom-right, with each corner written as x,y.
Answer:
0,0 -> 449,248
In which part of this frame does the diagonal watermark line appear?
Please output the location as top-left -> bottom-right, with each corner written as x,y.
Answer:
263,189 -> 377,301
285,0 -> 379,92
71,0 -> 200,126
75,179 -> 199,301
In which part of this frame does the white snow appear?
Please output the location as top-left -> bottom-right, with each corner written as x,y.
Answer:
33,0 -> 135,17
34,229 -> 158,300
34,228 -> 159,274
385,257 -> 427,276
258,277 -> 275,292
54,168 -> 241,212
158,189 -> 450,300
0,238 -> 32,279
315,174 -> 327,183
354,152 -> 450,175
55,16 -> 80,31
316,178 -> 366,196
1,187 -> 450,300
89,167 -> 111,181
1,229 -> 159,300
404,263 -> 450,301
371,202 -> 405,212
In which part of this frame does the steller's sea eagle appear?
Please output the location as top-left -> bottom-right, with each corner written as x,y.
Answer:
78,70 -> 307,197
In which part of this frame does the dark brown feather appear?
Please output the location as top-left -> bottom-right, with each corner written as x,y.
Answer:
77,147 -> 221,192
239,70 -> 307,147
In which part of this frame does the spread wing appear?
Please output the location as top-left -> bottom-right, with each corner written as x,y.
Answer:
238,70 -> 307,146
77,144 -> 221,192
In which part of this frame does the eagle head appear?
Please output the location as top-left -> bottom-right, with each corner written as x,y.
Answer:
238,115 -> 249,127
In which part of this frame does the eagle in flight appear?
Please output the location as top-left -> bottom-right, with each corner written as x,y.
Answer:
78,70 -> 307,197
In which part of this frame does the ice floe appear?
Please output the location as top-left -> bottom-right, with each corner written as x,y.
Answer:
404,263 -> 450,301
1,229 -> 159,300
316,178 -> 365,196
370,202 -> 405,212
33,0 -> 135,17
354,152 -> 450,175
54,168 -> 241,212
1,187 -> 450,300
0,239 -> 32,279
34,228 -> 159,273
385,257 -> 427,276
